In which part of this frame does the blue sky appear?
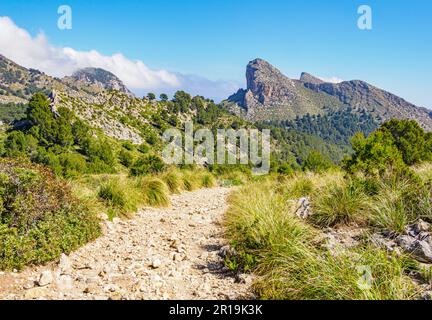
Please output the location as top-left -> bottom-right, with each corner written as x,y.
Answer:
0,0 -> 431,107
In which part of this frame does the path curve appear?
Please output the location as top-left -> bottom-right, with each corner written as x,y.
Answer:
0,187 -> 253,300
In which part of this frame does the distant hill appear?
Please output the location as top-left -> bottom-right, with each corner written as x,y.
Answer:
223,58 -> 432,131
64,67 -> 133,96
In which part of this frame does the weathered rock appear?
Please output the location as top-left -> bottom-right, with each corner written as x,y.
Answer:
224,58 -> 432,131
421,291 -> 432,300
58,254 -> 72,275
218,245 -> 237,259
397,236 -> 432,263
38,271 -> 53,287
406,219 -> 431,237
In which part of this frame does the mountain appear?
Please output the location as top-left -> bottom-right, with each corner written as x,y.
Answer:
224,58 -> 432,130
299,72 -> 324,85
63,67 -> 133,96
0,54 -> 354,166
0,54 -> 133,105
224,59 -> 345,122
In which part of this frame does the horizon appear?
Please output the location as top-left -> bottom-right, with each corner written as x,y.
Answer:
0,0 -> 431,108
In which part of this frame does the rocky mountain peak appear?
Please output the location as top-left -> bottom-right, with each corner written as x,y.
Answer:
68,67 -> 133,95
224,59 -> 432,130
300,72 -> 324,85
246,58 -> 295,95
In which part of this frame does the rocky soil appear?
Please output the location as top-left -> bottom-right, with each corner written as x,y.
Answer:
0,187 -> 253,300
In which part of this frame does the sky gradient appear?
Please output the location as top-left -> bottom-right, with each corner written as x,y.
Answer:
0,0 -> 431,107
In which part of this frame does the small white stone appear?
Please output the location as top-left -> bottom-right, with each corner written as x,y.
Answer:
38,271 -> 53,287
150,258 -> 162,269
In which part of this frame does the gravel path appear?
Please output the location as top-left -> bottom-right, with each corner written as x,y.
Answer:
0,187 -> 253,300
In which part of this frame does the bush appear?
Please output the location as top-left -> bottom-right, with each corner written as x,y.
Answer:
59,152 -> 88,177
302,150 -> 334,172
130,155 -> 166,176
118,149 -> 134,168
0,158 -> 100,270
345,119 -> 432,175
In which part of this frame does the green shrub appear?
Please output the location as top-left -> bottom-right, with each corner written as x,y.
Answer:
122,140 -> 135,151
302,150 -> 334,172
137,143 -> 150,154
130,155 -> 166,176
118,149 -> 134,168
0,158 -> 100,270
59,152 -> 88,177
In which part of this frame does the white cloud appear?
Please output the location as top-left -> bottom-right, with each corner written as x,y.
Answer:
318,76 -> 344,84
0,16 -> 239,101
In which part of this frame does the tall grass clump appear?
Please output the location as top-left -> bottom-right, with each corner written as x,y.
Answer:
97,178 -> 141,218
182,171 -> 200,191
138,177 -> 170,207
369,178 -> 421,234
310,178 -> 370,227
254,245 -> 419,300
200,172 -> 217,188
161,169 -> 183,194
225,181 -> 316,269
225,179 -> 420,300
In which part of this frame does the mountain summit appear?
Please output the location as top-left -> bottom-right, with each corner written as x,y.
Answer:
299,72 -> 325,85
66,68 -> 133,95
224,58 -> 432,130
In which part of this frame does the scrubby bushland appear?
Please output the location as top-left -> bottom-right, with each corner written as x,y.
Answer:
130,154 -> 166,176
0,158 -> 101,270
1,93 -> 119,177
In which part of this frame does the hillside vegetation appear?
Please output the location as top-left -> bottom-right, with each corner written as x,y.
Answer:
224,119 -> 432,300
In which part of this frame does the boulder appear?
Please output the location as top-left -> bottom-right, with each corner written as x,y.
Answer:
397,235 -> 432,263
